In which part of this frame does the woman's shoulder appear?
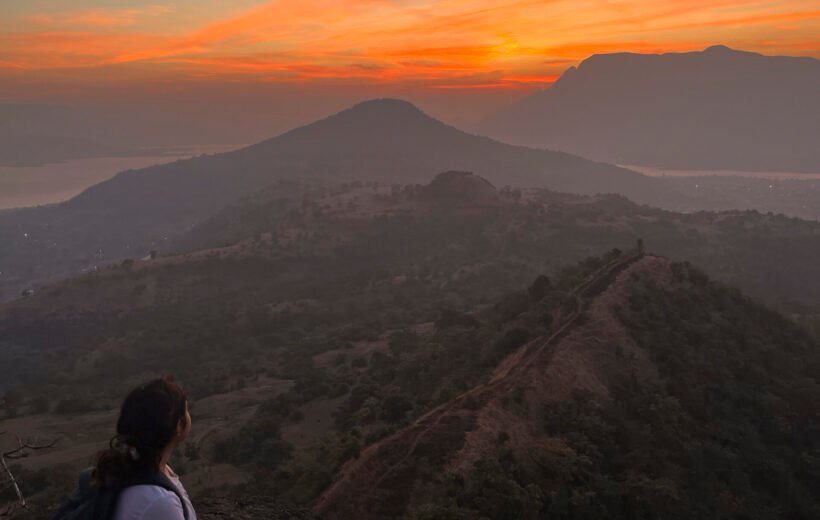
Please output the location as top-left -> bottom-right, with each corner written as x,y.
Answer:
115,484 -> 185,520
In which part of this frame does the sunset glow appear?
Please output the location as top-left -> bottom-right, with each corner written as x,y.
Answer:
1,0 -> 819,93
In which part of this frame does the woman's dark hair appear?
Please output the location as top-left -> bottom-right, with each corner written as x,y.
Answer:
94,376 -> 188,485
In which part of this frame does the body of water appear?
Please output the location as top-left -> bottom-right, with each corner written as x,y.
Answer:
627,165 -> 820,180
0,144 -> 241,210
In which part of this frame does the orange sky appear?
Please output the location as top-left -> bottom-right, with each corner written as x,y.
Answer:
1,0 -> 819,93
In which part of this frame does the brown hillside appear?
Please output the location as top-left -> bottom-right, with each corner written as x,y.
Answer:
315,251 -> 671,519
422,171 -> 501,209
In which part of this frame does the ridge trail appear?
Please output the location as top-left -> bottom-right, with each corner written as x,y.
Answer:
316,248 -> 646,516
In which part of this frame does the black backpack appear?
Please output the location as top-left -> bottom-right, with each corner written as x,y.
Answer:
51,468 -> 190,520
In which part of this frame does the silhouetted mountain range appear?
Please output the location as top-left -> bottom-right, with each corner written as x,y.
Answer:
482,46 -> 820,172
0,99 -> 669,299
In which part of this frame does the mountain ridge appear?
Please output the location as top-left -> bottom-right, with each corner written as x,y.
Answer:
482,46 -> 820,172
316,250 -> 647,518
316,252 -> 820,518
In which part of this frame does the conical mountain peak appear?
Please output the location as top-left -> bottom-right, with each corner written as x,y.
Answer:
345,98 -> 427,117
703,44 -> 736,54
259,97 -> 449,150
320,98 -> 439,129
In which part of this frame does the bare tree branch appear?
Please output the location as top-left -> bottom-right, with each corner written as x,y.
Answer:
0,431 -> 59,511
0,450 -> 26,509
3,437 -> 58,460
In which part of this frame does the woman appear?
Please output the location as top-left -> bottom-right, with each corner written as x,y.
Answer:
93,376 -> 196,520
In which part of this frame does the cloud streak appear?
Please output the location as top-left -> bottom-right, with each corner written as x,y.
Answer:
24,5 -> 173,29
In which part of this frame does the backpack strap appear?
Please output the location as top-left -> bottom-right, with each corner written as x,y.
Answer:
77,469 -> 94,496
133,473 -> 190,520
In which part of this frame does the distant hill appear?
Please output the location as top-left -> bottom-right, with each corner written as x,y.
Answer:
238,98 -> 657,196
482,46 -> 820,172
0,99 -> 669,300
175,173 -> 820,306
